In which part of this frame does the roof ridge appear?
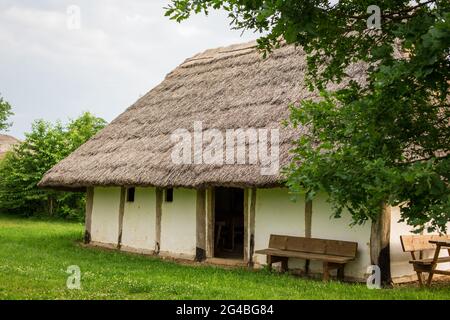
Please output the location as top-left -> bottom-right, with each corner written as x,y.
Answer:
182,40 -> 258,64
0,134 -> 20,141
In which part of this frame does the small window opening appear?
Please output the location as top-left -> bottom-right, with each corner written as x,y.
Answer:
127,187 -> 135,202
165,188 -> 173,202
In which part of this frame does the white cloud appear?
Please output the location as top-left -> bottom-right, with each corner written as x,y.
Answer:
0,0 -> 260,139
175,24 -> 210,38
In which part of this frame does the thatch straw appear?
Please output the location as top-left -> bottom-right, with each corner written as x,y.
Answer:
38,41 -> 366,189
0,134 -> 19,159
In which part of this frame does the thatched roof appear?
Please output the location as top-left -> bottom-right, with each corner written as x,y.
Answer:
0,134 -> 19,159
39,41 -> 366,189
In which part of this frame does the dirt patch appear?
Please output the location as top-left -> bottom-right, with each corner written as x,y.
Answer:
394,275 -> 450,288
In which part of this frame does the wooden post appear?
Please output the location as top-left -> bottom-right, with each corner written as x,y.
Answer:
84,187 -> 94,244
243,188 -> 249,263
155,188 -> 163,255
206,188 -> 215,258
323,262 -> 330,282
305,198 -> 312,238
196,189 -> 206,261
248,188 -> 256,267
370,203 -> 392,286
48,196 -> 54,216
304,197 -> 312,274
117,187 -> 126,249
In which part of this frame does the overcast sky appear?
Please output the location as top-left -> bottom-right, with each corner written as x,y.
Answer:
0,0 -> 260,139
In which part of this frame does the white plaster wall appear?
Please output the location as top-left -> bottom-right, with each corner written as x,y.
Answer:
310,195 -> 372,280
390,206 -> 416,280
90,187 -> 121,245
160,188 -> 197,258
254,189 -> 372,280
121,187 -> 156,252
253,188 -> 305,265
390,206 -> 450,281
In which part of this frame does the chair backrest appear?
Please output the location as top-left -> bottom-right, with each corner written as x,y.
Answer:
268,234 -> 358,258
400,234 -> 450,252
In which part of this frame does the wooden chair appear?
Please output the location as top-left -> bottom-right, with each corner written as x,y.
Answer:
400,234 -> 450,286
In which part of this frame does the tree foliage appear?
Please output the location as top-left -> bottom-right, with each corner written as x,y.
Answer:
166,0 -> 450,232
0,95 -> 13,131
0,112 -> 106,220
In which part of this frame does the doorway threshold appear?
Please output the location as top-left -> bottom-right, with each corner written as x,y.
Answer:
205,257 -> 247,267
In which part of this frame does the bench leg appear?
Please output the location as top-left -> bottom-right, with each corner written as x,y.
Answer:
280,258 -> 288,273
337,265 -> 345,281
267,255 -> 272,271
323,262 -> 330,282
304,260 -> 310,276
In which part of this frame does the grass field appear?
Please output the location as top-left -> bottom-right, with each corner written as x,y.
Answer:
0,214 -> 449,300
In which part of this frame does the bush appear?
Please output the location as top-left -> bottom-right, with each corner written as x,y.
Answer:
0,112 -> 106,220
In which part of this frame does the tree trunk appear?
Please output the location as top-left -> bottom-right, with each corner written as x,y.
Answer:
370,203 -> 392,287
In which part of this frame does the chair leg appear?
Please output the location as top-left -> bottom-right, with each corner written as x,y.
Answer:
427,271 -> 434,287
215,225 -> 222,248
323,262 -> 330,282
416,272 -> 423,287
231,221 -> 235,251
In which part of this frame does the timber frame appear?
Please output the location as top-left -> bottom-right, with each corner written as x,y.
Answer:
116,187 -> 126,249
81,186 -> 416,283
195,189 -> 207,261
206,188 -> 215,258
84,187 -> 94,244
155,188 -> 163,254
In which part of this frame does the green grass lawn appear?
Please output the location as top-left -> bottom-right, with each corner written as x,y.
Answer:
0,214 -> 449,300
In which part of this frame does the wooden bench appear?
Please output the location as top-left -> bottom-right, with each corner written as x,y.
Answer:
255,234 -> 358,281
400,235 -> 450,286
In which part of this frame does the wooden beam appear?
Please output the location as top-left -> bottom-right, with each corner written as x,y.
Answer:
196,188 -> 207,261
117,187 -> 126,249
243,188 -> 249,263
305,198 -> 312,238
84,187 -> 94,244
248,188 -> 256,267
155,188 -> 163,255
304,196 -> 312,274
370,203 -> 392,286
206,188 -> 215,258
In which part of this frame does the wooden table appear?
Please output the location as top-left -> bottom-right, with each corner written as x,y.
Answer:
426,240 -> 450,285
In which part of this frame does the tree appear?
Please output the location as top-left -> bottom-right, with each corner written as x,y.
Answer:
166,1 -> 450,234
0,112 -> 106,220
0,95 -> 13,131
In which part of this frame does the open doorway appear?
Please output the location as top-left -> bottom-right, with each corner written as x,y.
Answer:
214,187 -> 244,260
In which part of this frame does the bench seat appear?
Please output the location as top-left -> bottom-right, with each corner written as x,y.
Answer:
255,248 -> 354,264
255,234 -> 358,281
